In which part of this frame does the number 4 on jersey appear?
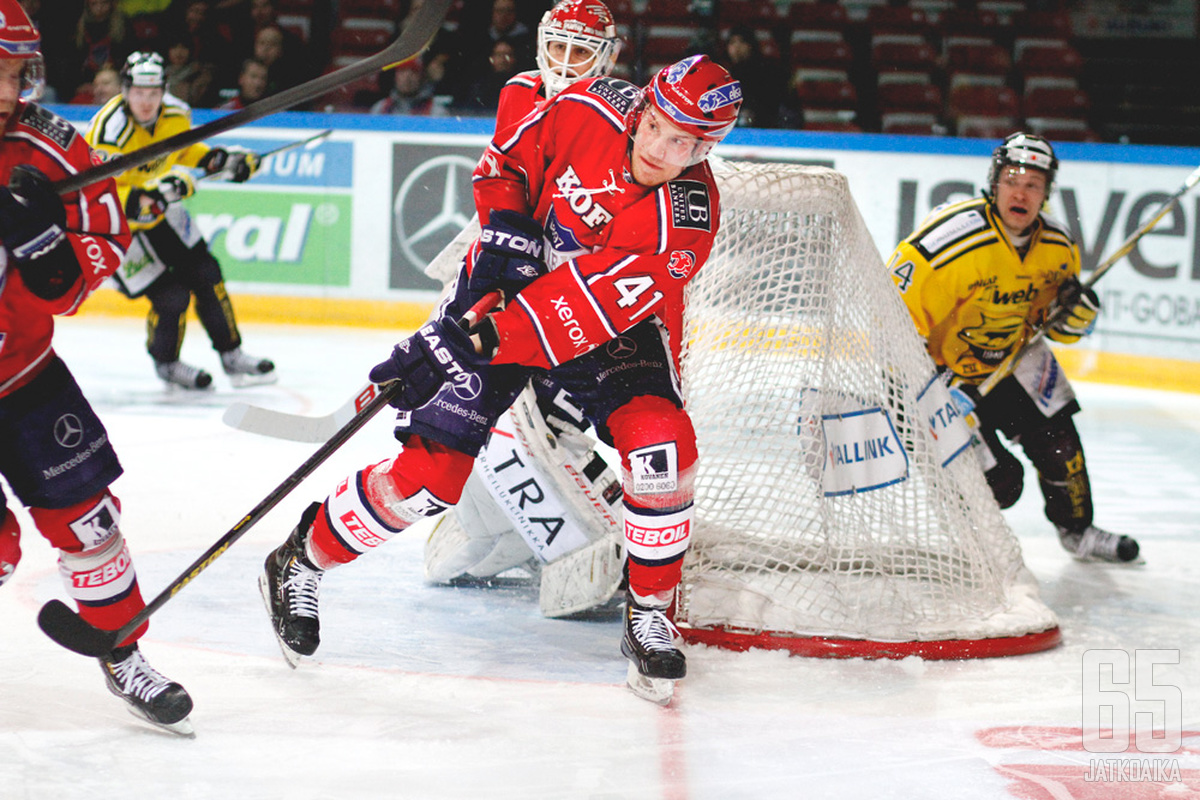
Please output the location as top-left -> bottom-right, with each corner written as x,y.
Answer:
614,275 -> 662,320
891,258 -> 915,292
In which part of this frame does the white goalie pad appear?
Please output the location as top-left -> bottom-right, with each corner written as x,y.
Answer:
423,385 -> 625,617
424,216 -> 481,287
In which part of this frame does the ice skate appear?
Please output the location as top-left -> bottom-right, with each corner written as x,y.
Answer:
1057,525 -> 1140,563
155,360 -> 212,389
99,644 -> 194,736
620,591 -> 686,705
260,502 -> 324,666
221,347 -> 277,387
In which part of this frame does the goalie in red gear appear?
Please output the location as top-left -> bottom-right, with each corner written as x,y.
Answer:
0,0 -> 193,735
260,55 -> 741,704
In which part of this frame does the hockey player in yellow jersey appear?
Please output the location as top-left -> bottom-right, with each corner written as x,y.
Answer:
85,52 -> 276,390
888,132 -> 1139,563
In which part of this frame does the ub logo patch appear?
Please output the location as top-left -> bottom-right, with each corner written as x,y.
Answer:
586,78 -> 639,115
667,180 -> 711,231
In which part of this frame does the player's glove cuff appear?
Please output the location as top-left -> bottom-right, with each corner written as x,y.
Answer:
467,209 -> 547,300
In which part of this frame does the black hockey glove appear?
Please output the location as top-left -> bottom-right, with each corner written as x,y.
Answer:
0,165 -> 79,299
1047,276 -> 1099,345
155,171 -> 196,203
198,147 -> 259,183
468,209 -> 547,300
368,316 -> 492,411
125,186 -> 169,226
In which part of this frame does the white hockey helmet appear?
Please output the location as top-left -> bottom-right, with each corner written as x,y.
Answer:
0,0 -> 45,101
121,51 -> 167,91
988,131 -> 1058,195
536,0 -> 621,98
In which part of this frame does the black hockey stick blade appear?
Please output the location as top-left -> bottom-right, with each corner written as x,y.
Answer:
37,381 -> 403,657
51,0 -> 451,195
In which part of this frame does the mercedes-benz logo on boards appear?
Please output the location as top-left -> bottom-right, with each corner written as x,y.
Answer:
390,145 -> 480,290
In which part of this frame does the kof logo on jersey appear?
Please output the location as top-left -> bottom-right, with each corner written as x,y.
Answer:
667,249 -> 697,280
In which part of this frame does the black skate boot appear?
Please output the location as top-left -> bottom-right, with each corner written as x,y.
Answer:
620,590 -> 686,705
1057,525 -> 1140,563
155,360 -> 213,389
221,346 -> 277,387
260,502 -> 325,666
99,643 -> 194,736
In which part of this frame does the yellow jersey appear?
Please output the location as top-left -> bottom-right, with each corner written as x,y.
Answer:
84,92 -> 212,232
886,196 -> 1080,383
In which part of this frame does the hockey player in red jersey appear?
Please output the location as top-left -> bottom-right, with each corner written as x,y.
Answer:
262,54 -> 741,703
0,0 -> 193,734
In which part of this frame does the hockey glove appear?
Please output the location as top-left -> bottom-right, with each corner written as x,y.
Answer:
125,186 -> 169,226
468,209 -> 547,300
1047,277 -> 1099,344
153,170 -> 196,203
198,146 -> 259,183
368,316 -> 491,411
0,165 -> 79,299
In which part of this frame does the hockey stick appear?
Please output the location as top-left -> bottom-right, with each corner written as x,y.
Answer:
51,0 -> 451,195
223,290 -> 503,443
37,289 -> 503,657
975,162 -> 1200,398
198,128 -> 333,182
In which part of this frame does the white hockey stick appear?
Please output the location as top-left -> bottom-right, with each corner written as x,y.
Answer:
198,129 -> 333,183
223,290 -> 502,442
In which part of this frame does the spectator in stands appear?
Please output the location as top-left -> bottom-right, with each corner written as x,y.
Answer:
370,58 -> 436,115
169,0 -> 236,88
254,22 -> 308,96
450,0 -> 535,100
69,62 -> 123,105
720,25 -> 783,129
163,32 -> 217,106
218,57 -> 268,109
455,38 -> 520,115
68,0 -> 132,103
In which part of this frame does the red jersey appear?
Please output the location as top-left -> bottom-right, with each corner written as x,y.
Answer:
0,101 -> 129,397
473,76 -> 721,371
494,70 -> 545,132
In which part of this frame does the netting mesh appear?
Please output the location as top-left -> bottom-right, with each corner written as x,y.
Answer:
677,162 -> 1058,646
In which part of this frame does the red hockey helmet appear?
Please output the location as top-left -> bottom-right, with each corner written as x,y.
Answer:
536,0 -> 622,98
0,0 -> 44,101
626,55 -> 741,167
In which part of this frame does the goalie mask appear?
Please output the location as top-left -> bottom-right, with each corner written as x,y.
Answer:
988,132 -> 1058,197
536,0 -> 622,98
624,55 -> 741,168
0,0 -> 45,102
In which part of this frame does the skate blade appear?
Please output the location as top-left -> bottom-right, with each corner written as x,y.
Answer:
257,573 -> 306,669
625,662 -> 677,706
124,705 -> 196,738
229,371 -> 279,388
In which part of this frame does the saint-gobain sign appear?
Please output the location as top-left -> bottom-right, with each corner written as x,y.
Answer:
390,145 -> 480,291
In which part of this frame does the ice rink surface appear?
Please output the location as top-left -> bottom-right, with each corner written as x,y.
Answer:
2,315 -> 1198,800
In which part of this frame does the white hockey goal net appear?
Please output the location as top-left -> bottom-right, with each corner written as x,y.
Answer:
676,161 -> 1060,659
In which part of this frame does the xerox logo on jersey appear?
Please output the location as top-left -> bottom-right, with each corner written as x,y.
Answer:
586,78 -> 639,115
667,180 -> 711,231
667,249 -> 696,280
629,442 -> 678,494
